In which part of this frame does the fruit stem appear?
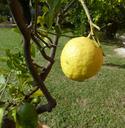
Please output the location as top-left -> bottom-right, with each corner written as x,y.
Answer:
79,0 -> 100,37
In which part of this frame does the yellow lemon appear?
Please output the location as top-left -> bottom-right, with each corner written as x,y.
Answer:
60,37 -> 103,81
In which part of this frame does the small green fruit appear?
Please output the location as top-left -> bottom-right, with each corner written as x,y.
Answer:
16,102 -> 38,128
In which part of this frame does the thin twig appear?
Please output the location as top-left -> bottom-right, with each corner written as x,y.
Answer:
8,0 -> 57,114
37,31 -> 53,46
39,13 -> 60,81
33,62 -> 44,69
24,86 -> 39,100
79,0 -> 100,36
61,0 -> 76,15
32,30 -> 56,48
35,0 -> 38,32
37,31 -> 53,45
35,33 -> 51,48
31,34 -> 53,62
38,28 -> 77,38
0,72 -> 12,99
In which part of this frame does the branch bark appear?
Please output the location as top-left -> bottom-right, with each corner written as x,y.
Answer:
7,0 -> 57,114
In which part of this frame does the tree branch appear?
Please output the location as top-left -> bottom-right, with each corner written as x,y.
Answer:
61,0 -> 76,15
39,14 -> 60,81
37,31 -> 53,46
79,0 -> 100,37
25,86 -> 39,100
31,33 -> 54,62
34,0 -> 39,32
7,0 -> 57,114
39,28 -> 76,38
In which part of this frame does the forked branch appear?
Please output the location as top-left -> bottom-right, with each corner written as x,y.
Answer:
7,0 -> 57,114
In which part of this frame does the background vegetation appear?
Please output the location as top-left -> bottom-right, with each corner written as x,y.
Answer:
1,0 -> 125,37
1,28 -> 125,127
1,0 -> 125,127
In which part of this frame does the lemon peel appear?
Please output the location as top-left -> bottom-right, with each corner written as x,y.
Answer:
60,36 -> 103,81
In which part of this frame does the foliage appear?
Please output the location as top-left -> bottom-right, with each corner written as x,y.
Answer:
1,28 -> 125,127
0,49 -> 38,121
0,0 -> 9,16
0,0 -> 9,22
1,0 -> 125,34
87,0 -> 125,24
80,0 -> 125,34
35,0 -> 125,37
0,29 -> 41,127
0,16 -> 7,23
1,0 -> 125,127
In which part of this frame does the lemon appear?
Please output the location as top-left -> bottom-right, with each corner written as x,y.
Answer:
60,37 -> 103,81
16,102 -> 38,128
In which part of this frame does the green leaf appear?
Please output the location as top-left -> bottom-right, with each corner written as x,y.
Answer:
5,49 -> 11,57
45,0 -> 62,28
12,108 -> 17,123
0,75 -> 6,84
0,107 -> 4,128
31,44 -> 36,58
31,89 -> 43,97
47,0 -> 61,10
45,11 -> 54,28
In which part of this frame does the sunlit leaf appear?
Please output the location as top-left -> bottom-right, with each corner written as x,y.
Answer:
0,107 -> 4,128
44,0 -> 62,28
31,89 -> 43,98
0,75 -> 6,84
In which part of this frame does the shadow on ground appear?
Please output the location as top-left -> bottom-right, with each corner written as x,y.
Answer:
103,63 -> 125,69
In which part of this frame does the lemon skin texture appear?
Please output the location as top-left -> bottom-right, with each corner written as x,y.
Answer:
60,37 -> 103,81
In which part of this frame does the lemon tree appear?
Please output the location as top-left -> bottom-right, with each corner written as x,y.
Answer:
4,0 -> 106,127
60,37 -> 103,81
